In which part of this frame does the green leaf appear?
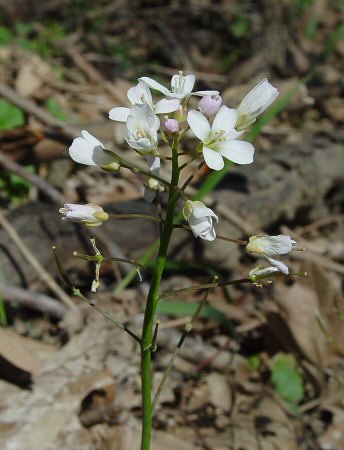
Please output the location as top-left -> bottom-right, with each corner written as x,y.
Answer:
156,300 -> 234,333
271,354 -> 304,405
0,26 -> 11,46
45,97 -> 67,121
246,354 -> 261,371
0,101 -> 25,131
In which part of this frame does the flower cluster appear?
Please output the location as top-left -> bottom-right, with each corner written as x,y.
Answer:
59,71 -> 302,277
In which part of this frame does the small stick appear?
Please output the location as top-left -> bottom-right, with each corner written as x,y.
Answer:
0,81 -> 78,139
0,151 -> 65,205
0,281 -> 67,318
0,212 -> 75,309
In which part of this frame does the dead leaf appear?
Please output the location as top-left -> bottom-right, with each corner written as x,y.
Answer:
0,328 -> 55,385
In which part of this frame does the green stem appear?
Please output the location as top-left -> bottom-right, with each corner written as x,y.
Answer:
140,137 -> 180,450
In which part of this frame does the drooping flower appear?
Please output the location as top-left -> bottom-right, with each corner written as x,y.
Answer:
69,130 -> 117,167
143,155 -> 164,202
187,105 -> 254,170
109,80 -> 180,122
59,204 -> 109,227
183,200 -> 218,241
246,235 -> 297,274
139,71 -> 219,102
125,103 -> 160,154
198,94 -> 222,118
249,265 -> 280,282
236,78 -> 279,130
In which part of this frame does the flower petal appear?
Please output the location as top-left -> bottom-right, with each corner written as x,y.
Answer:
218,140 -> 254,165
212,106 -> 237,133
139,77 -> 170,95
193,90 -> 219,97
146,155 -> 160,176
266,256 -> 289,274
183,74 -> 196,94
187,110 -> 210,141
109,107 -> 130,122
155,98 -> 180,114
81,130 -> 104,148
69,134 -> 115,166
127,81 -> 153,106
203,147 -> 224,170
192,203 -> 218,221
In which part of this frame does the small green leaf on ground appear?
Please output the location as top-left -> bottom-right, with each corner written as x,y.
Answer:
156,300 -> 234,333
0,101 -> 25,131
271,354 -> 304,405
45,97 -> 67,121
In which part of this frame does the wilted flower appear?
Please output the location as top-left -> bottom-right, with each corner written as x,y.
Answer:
109,80 -> 179,122
139,71 -> 219,102
69,130 -> 117,167
249,265 -> 280,281
236,78 -> 279,130
183,200 -> 218,241
187,105 -> 254,170
163,118 -> 179,135
143,155 -> 164,202
246,235 -> 297,274
59,204 -> 109,227
198,94 -> 222,118
126,104 -> 160,153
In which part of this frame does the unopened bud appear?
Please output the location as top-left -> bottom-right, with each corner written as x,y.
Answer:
101,162 -> 121,172
163,118 -> 179,135
147,178 -> 160,190
198,95 -> 222,117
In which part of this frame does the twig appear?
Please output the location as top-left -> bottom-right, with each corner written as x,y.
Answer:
0,81 -> 78,139
0,281 -> 67,318
0,151 -> 65,204
152,276 -> 218,412
0,212 -> 75,309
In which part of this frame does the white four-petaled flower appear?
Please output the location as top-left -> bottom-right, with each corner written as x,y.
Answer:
59,204 -> 109,227
236,78 -> 279,130
125,104 -> 160,154
183,200 -> 218,241
69,130 -> 117,167
139,71 -> 219,102
187,105 -> 254,170
109,80 -> 180,122
246,235 -> 297,274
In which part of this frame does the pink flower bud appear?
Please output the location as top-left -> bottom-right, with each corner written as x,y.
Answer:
163,118 -> 179,134
198,95 -> 222,117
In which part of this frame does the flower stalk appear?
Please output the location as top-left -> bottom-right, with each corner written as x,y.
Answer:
140,136 -> 180,450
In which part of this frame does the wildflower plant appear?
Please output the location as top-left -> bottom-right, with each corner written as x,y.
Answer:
58,72 -> 305,449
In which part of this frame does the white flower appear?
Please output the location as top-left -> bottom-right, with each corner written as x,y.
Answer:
187,105 -> 254,170
183,200 -> 218,241
109,80 -> 180,122
246,235 -> 297,274
139,71 -> 219,102
59,204 -> 109,227
126,103 -> 160,154
236,78 -> 279,130
69,130 -> 117,167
